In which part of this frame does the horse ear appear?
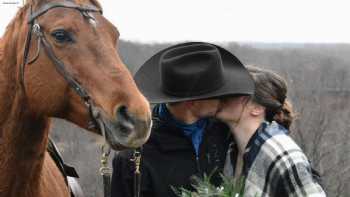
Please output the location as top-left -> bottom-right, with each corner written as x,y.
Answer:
89,0 -> 102,9
27,0 -> 52,9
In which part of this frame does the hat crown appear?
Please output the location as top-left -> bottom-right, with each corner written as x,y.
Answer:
160,43 -> 225,97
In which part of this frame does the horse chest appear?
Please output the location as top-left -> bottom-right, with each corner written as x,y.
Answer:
39,153 -> 71,197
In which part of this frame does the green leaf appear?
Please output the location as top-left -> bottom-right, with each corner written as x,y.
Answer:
173,173 -> 245,197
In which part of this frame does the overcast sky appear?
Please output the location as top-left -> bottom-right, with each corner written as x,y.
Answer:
1,0 -> 349,43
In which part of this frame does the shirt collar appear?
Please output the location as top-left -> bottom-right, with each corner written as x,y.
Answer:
243,122 -> 285,175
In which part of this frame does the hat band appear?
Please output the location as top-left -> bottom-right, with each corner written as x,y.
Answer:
161,77 -> 224,97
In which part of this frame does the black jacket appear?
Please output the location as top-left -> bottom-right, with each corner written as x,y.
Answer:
111,106 -> 231,197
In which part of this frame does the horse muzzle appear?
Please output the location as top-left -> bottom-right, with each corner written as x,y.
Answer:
100,106 -> 152,150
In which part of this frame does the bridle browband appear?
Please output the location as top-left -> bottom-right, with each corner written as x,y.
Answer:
27,1 -> 101,24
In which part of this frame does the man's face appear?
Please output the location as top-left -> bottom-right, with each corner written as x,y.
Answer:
190,99 -> 220,118
216,96 -> 247,123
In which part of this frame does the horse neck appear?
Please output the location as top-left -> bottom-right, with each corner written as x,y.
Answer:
0,90 -> 51,196
0,6 -> 52,196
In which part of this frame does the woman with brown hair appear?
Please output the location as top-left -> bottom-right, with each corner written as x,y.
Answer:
217,66 -> 326,196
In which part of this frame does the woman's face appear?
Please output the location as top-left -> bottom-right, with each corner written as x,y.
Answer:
216,96 -> 247,123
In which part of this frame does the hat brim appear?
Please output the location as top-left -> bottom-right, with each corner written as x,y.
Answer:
134,42 -> 255,104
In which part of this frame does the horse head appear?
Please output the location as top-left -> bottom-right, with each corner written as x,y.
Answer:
14,0 -> 152,150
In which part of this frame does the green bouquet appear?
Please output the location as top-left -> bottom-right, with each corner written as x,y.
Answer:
173,174 -> 245,197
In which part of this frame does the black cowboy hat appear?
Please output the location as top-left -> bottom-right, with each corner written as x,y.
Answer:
134,42 -> 255,104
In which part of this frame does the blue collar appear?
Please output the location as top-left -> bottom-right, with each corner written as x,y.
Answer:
158,104 -> 208,156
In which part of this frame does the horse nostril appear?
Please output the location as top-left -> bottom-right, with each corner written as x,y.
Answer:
117,106 -> 132,122
116,105 -> 135,133
117,105 -> 127,116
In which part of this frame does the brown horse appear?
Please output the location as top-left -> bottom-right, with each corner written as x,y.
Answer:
0,0 -> 152,196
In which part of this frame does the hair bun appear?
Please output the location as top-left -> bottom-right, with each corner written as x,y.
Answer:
273,100 -> 295,130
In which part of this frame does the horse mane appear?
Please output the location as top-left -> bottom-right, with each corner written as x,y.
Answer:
1,4 -> 29,70
0,5 -> 31,127
0,38 -> 3,65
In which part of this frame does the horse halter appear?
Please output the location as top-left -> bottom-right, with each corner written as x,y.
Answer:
20,2 -> 114,197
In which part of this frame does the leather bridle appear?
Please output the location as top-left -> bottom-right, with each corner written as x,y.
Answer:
20,2 -> 143,197
20,1 -> 103,130
20,2 -> 115,197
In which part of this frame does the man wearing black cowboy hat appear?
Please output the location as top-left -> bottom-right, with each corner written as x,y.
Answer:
111,42 -> 254,197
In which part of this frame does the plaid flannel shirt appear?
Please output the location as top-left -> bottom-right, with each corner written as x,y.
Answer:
224,122 -> 326,197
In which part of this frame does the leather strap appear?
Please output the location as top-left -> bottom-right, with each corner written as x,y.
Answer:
28,1 -> 101,24
102,174 -> 112,197
133,148 -> 142,197
36,29 -> 91,101
19,21 -> 34,94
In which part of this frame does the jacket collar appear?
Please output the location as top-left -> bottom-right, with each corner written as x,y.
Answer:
148,104 -> 217,153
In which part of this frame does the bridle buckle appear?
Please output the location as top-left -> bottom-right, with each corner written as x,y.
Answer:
32,23 -> 42,36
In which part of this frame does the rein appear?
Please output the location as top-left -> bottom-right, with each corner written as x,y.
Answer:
18,2 -> 142,197
131,148 -> 142,197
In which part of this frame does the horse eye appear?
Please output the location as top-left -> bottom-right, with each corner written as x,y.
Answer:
51,29 -> 73,43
